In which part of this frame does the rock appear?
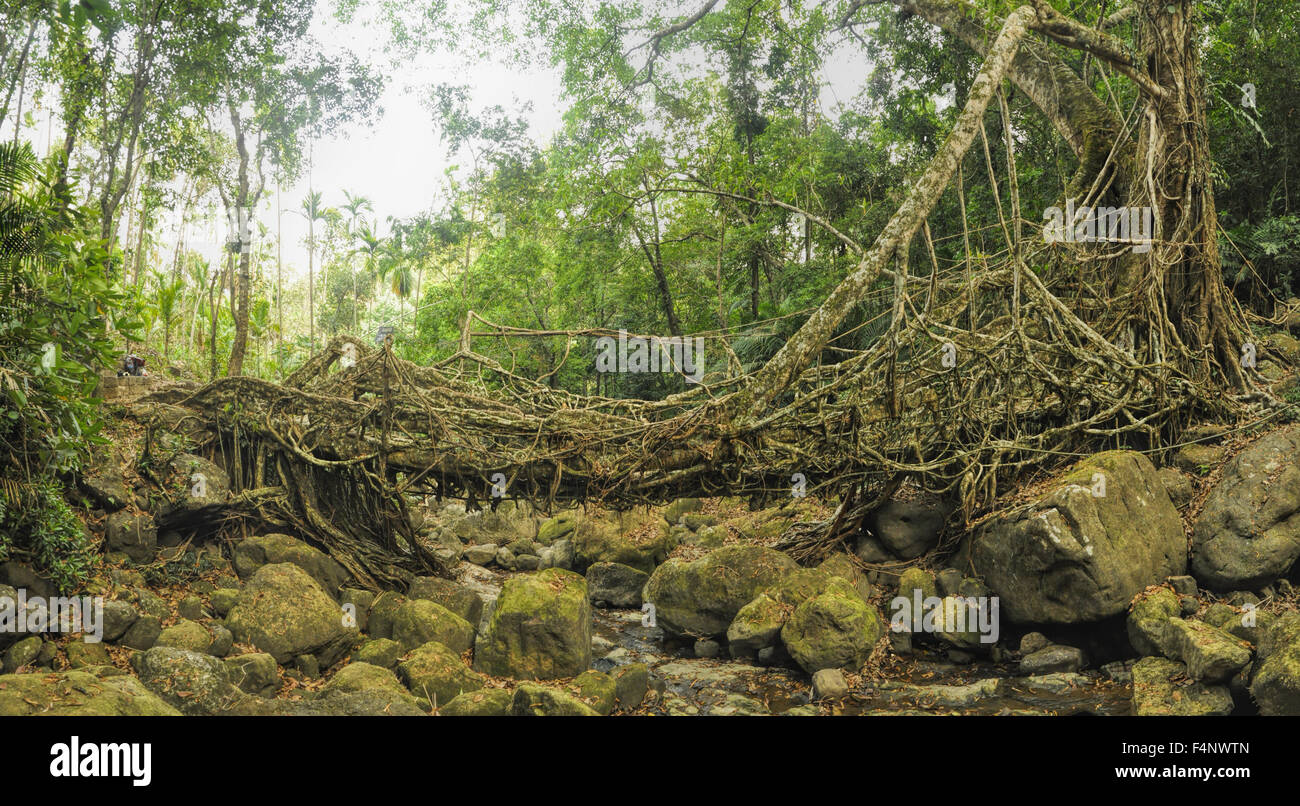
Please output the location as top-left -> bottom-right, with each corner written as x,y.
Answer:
694,639 -> 721,658
567,670 -> 617,715
391,599 -> 475,653
536,512 -> 580,545
79,446 -> 133,511
781,577 -> 884,674
1101,659 -> 1134,684
816,553 -> 873,601
1158,467 -> 1194,509
208,625 -> 233,657
233,534 -> 349,598
936,568 -> 963,597
1020,645 -> 1085,674
408,576 -> 484,626
645,545 -> 799,637
131,647 -> 242,715
224,563 -> 358,666
0,670 -> 179,715
339,589 -> 375,633
1250,614 -> 1300,715
1127,587 -> 1181,656
66,640 -> 111,669
812,668 -> 849,699
210,588 -> 239,618
474,568 -> 592,679
223,653 -> 280,697
2,636 -> 41,672
154,453 -> 229,527
869,499 -> 948,559
896,567 -> 938,601
397,641 -> 485,708
354,638 -> 403,669
538,538 -> 574,570
1018,632 -> 1051,655
441,688 -> 513,715
293,654 -> 320,678
104,511 -> 157,563
585,562 -> 649,608
662,498 -> 703,525
571,517 -> 675,574
726,594 -> 787,657
0,561 -> 54,599
612,663 -> 649,710
155,619 -> 212,654
1162,618 -> 1252,683
1167,575 -> 1198,595
132,588 -> 171,620
1131,657 -> 1233,716
971,451 -> 1186,623
853,534 -> 892,563
367,592 -> 407,640
1191,425 -> 1300,590
120,615 -> 162,650
1172,444 -> 1226,475
464,544 -> 497,566
239,688 -> 426,716
708,693 -> 770,716
100,600 -> 138,641
509,683 -> 600,716
321,662 -> 418,709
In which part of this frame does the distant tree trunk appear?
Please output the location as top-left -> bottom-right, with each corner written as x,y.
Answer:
226,105 -> 254,377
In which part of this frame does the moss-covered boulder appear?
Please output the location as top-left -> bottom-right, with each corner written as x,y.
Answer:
509,683 -> 600,716
1251,614 -> 1300,715
367,592 -> 407,640
391,599 -> 475,653
1127,587 -> 1180,656
224,563 -> 357,666
131,647 -> 242,715
1191,425 -> 1300,590
397,641 -> 485,708
570,517 -> 676,574
474,568 -> 591,679
818,553 -> 873,601
155,619 -> 212,654
1163,618 -> 1252,683
408,576 -> 484,627
536,511 -> 580,545
441,688 -> 513,715
645,545 -> 798,637
1131,657 -> 1233,716
971,451 -> 1186,623
0,671 -> 180,716
586,561 -> 649,608
726,594 -> 789,657
613,663 -> 649,711
321,662 -> 417,708
566,669 -> 617,715
65,640 -> 112,669
223,652 -> 280,697
896,567 -> 938,601
780,577 -> 884,673
233,533 -> 350,598
354,638 -> 403,669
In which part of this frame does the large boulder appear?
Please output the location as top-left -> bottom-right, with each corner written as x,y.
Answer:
725,568 -> 842,656
0,671 -> 179,716
644,545 -> 798,637
224,563 -> 357,666
79,445 -> 132,511
780,577 -> 884,673
473,568 -> 591,679
233,534 -> 350,598
509,683 -> 600,716
320,662 -> 420,711
570,515 -> 676,574
1191,426 -> 1300,590
585,562 -> 649,608
867,499 -> 948,559
1251,614 -> 1300,715
397,641 -> 486,708
391,600 -> 475,653
970,451 -> 1185,623
408,576 -> 484,627
131,647 -> 242,715
1131,657 -> 1233,716
104,511 -> 156,563
154,453 -> 230,527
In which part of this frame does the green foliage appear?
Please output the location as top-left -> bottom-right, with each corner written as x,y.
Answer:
0,481 -> 98,593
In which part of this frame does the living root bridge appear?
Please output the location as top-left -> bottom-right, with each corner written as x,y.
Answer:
139,5 -> 1272,585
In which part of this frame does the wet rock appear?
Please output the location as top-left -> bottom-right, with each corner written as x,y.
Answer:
224,563 -> 358,666
1191,426 -> 1300,590
233,534 -> 349,598
1020,645 -> 1085,675
391,599 -> 475,653
397,641 -> 485,708
474,568 -> 591,679
972,451 -> 1185,623
586,562 -> 648,608
645,545 -> 798,637
131,647 -> 242,715
1131,657 -> 1233,716
0,670 -> 179,716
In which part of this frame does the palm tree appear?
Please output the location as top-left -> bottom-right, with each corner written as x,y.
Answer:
152,272 -> 182,363
297,190 -> 328,353
340,191 -> 373,333
353,224 -> 383,335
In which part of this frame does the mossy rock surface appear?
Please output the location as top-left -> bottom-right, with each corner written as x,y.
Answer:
225,563 -> 357,666
1251,614 -> 1300,715
509,682 -> 600,716
570,516 -> 676,574
1163,618 -> 1252,683
0,670 -> 180,716
321,662 -> 416,706
130,647 -> 242,716
408,576 -> 484,626
398,641 -> 485,708
233,534 -> 349,597
780,577 -> 884,674
155,619 -> 212,654
645,545 -> 798,638
566,670 -> 616,715
441,687 -> 513,715
473,568 -> 592,679
391,599 -> 475,653
1131,657 -> 1233,716
1126,587 -> 1180,656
